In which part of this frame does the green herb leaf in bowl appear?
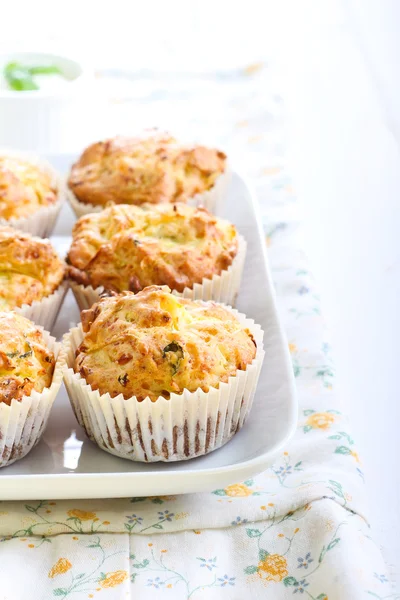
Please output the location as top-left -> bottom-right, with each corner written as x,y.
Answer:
28,65 -> 62,76
3,61 -> 63,91
4,62 -> 38,91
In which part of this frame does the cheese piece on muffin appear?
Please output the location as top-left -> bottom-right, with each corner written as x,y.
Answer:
75,286 -> 257,401
0,227 -> 65,310
67,203 -> 238,293
68,131 -> 226,207
0,155 -> 58,219
0,312 -> 55,405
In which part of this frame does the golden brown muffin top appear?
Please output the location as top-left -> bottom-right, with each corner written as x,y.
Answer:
0,227 -> 65,309
68,131 -> 226,207
0,312 -> 55,405
67,203 -> 238,293
0,155 -> 58,219
75,286 -> 256,401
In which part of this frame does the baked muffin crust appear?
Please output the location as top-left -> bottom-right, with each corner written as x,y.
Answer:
0,312 -> 55,405
0,227 -> 65,309
75,286 -> 256,401
0,156 -> 57,219
67,203 -> 238,293
68,132 -> 226,207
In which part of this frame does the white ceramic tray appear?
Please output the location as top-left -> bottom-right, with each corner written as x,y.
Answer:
0,157 -> 297,500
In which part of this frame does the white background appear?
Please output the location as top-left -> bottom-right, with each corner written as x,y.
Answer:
2,0 -> 399,587
281,1 -> 400,586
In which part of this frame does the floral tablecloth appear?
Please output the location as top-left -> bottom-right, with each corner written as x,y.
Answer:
0,64 -> 393,599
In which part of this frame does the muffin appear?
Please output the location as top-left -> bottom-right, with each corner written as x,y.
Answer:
67,131 -> 229,217
63,286 -> 264,462
0,151 -> 64,237
67,203 -> 246,310
0,227 -> 68,330
0,312 -> 64,466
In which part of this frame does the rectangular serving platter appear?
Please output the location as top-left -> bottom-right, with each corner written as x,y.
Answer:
0,156 -> 297,500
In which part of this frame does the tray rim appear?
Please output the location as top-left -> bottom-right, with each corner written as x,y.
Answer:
0,168 -> 298,500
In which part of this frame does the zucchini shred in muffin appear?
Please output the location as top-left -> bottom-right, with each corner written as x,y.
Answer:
0,312 -> 64,466
0,227 -> 67,329
63,286 -> 265,462
67,203 -> 246,309
67,131 -> 228,215
0,152 -> 63,238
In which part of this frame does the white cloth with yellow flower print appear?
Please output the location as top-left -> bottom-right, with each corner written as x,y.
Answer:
0,67 -> 393,599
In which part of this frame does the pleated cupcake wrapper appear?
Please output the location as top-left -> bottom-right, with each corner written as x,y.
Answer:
14,280 -> 69,331
70,234 -> 247,312
62,307 -> 265,462
188,165 -> 231,214
66,165 -> 231,219
0,149 -> 65,238
0,330 -> 65,468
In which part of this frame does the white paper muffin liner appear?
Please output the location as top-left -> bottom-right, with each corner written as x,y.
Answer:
0,329 -> 66,468
66,165 -> 231,219
189,165 -> 232,215
0,149 -> 65,238
62,306 -> 264,462
14,280 -> 69,331
66,183 -> 98,219
70,233 -> 247,312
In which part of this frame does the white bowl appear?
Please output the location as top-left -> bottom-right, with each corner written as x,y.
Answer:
0,52 -> 96,153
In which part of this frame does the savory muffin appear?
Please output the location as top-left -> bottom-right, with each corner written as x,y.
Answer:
0,227 -> 65,309
0,312 -> 55,405
68,131 -> 226,207
75,286 -> 257,401
67,203 -> 238,293
0,155 -> 58,220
